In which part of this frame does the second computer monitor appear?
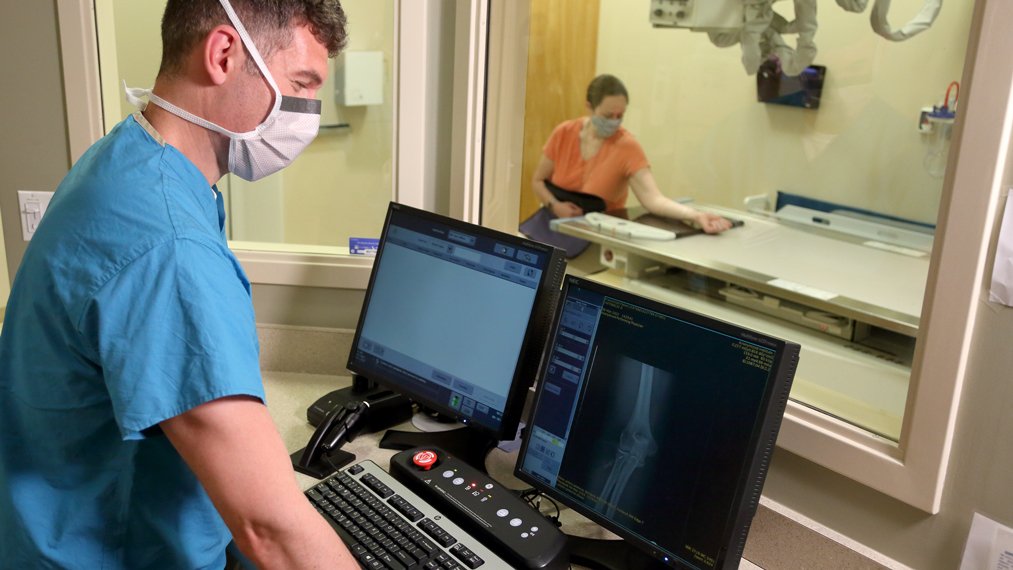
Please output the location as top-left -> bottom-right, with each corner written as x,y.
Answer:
516,276 -> 799,570
347,203 -> 566,441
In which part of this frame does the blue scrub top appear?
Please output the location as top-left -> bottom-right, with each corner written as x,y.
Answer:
0,114 -> 265,569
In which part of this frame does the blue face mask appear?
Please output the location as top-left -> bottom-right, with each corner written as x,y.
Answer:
591,115 -> 622,138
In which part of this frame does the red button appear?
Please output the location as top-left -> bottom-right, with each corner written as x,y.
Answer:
412,450 -> 439,470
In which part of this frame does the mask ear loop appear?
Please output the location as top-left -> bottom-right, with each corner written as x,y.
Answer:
216,0 -> 283,119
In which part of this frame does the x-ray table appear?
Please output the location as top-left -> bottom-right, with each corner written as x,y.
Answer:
553,205 -> 931,441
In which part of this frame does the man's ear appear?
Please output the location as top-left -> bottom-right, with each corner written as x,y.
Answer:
203,25 -> 244,86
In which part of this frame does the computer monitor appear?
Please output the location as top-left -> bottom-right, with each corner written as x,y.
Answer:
346,202 -> 567,468
516,276 -> 800,570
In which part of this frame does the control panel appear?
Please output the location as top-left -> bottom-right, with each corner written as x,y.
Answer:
389,447 -> 568,570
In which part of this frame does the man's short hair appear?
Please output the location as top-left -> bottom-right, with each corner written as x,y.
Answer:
586,74 -> 629,109
159,0 -> 348,77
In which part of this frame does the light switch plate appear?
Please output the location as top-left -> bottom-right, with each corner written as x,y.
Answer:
18,190 -> 54,241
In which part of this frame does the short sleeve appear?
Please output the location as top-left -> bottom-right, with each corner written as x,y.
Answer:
86,238 -> 264,440
620,134 -> 650,177
542,121 -> 573,163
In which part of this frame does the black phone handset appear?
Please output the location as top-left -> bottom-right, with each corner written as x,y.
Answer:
290,401 -> 369,479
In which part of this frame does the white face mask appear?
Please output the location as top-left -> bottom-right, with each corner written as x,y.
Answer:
125,0 -> 322,182
591,115 -> 622,139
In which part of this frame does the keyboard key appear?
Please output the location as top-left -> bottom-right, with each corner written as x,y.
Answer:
419,518 -> 457,548
392,546 -> 416,568
379,552 -> 405,570
361,473 -> 396,498
450,544 -> 485,569
414,535 -> 438,556
390,495 -> 425,522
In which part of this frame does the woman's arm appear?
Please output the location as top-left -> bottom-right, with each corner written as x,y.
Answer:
629,168 -> 732,233
532,154 -> 583,218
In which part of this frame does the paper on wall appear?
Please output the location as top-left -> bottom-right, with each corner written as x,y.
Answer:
960,513 -> 1013,570
989,192 -> 1013,306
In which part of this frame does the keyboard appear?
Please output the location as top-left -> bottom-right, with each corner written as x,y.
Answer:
306,460 -> 513,570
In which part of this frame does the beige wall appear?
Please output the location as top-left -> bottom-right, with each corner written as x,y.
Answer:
596,0 -> 972,224
102,0 -> 395,247
0,0 -> 71,287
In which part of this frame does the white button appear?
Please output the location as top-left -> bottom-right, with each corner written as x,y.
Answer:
531,526 -> 539,532
442,470 -> 454,478
452,477 -> 465,485
484,483 -> 494,490
496,509 -> 509,518
521,532 -> 529,538
510,518 -> 522,527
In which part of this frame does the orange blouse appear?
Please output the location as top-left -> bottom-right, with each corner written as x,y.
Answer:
543,118 -> 650,211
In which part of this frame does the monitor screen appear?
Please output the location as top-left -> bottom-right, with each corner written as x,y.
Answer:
516,276 -> 799,570
347,203 -> 566,440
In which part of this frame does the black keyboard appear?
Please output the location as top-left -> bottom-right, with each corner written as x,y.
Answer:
306,460 -> 512,570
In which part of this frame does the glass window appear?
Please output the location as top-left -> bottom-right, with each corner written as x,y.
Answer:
94,0 -> 395,252
481,0 -> 989,511
502,0 -> 973,443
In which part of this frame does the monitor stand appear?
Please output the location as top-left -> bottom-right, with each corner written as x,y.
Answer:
566,535 -> 669,570
379,425 -> 497,474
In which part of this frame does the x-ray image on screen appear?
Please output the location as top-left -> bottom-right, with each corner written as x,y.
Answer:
580,355 -> 667,521
536,288 -> 773,555
516,278 -> 801,569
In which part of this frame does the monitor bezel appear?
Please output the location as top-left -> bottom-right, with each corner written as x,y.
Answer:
514,275 -> 799,570
346,201 -> 564,441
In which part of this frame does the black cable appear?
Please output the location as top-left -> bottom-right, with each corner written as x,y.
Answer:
516,488 -> 562,526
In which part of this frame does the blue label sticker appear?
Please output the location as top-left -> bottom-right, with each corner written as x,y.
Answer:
349,237 -> 380,256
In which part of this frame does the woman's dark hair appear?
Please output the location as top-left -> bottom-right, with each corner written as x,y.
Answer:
159,0 -> 348,77
586,74 -> 629,108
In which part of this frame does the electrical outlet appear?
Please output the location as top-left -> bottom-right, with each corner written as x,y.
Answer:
18,190 -> 54,241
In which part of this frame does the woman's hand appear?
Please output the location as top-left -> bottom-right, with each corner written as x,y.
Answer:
694,211 -> 733,234
551,201 -> 584,219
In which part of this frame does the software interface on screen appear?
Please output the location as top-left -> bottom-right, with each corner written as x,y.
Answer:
351,209 -> 549,433
518,282 -> 785,570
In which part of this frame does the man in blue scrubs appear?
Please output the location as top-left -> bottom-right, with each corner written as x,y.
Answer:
0,1 -> 356,568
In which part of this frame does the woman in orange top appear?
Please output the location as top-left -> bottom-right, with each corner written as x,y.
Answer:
532,74 -> 732,233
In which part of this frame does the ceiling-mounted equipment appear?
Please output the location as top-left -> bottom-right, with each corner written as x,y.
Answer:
649,0 -> 943,76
